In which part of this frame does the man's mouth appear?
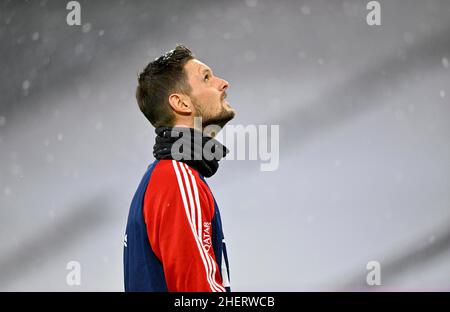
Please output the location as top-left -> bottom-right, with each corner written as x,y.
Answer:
221,92 -> 232,107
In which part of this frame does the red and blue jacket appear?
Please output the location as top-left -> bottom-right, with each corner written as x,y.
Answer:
124,159 -> 231,292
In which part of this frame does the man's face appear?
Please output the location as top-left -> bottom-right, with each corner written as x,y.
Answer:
183,59 -> 235,129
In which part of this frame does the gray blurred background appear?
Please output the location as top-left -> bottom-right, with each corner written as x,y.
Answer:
0,0 -> 449,291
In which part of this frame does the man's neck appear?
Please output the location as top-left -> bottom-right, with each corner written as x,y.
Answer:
172,123 -> 211,137
173,124 -> 191,128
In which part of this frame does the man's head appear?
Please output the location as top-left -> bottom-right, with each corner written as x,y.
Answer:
136,45 -> 235,131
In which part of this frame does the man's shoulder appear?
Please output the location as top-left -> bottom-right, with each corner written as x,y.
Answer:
146,160 -> 213,208
150,159 -> 204,187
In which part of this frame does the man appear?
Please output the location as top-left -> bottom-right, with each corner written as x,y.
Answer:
123,45 -> 235,292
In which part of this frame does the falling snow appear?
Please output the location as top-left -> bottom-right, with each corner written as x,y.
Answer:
428,235 -> 436,244
48,209 -> 56,220
4,186 -> 12,196
300,5 -> 311,15
442,57 -> 449,69
82,23 -> 92,33
95,121 -> 103,131
245,0 -> 258,8
22,80 -> 30,90
244,50 -> 256,62
298,51 -> 307,60
46,153 -> 54,163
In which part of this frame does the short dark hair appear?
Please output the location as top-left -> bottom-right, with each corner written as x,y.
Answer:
136,45 -> 194,127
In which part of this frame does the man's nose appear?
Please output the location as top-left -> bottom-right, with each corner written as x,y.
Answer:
219,78 -> 229,91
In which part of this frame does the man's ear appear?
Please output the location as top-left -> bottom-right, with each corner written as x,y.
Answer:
168,93 -> 193,115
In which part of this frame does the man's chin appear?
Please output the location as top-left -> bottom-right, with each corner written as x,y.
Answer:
225,106 -> 235,117
203,109 -> 235,130
223,101 -> 236,116
224,104 -> 235,116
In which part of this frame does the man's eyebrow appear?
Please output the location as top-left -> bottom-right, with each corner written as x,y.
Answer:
200,67 -> 212,76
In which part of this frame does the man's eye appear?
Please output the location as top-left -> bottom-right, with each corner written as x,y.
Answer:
204,75 -> 209,81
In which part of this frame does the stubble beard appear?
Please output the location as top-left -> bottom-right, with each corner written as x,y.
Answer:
192,98 -> 235,130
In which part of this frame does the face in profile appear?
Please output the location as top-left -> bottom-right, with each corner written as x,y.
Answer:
184,59 -> 235,129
